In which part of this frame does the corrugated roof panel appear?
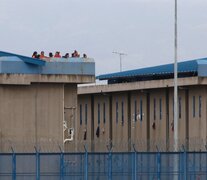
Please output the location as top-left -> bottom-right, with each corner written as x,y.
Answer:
96,58 -> 207,80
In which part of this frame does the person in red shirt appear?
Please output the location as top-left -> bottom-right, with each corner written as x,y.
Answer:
40,51 -> 47,60
54,51 -> 61,58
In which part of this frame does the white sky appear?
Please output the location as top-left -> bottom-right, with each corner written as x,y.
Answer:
0,0 -> 207,75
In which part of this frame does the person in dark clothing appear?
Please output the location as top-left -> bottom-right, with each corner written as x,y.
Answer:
72,50 -> 78,57
62,53 -> 69,58
49,52 -> 53,58
83,53 -> 87,58
36,54 -> 40,59
32,51 -> 38,58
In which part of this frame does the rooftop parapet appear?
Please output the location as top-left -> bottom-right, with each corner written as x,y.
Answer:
0,51 -> 95,75
0,51 -> 95,84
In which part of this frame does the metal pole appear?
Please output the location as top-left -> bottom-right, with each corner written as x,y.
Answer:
132,144 -> 137,180
84,145 -> 88,180
174,0 -> 178,152
183,148 -> 187,180
108,149 -> 112,180
35,147 -> 40,180
11,147 -> 16,180
174,1 -> 178,179
59,146 -> 64,180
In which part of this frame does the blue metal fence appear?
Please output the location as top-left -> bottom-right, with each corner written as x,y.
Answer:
0,150 -> 207,179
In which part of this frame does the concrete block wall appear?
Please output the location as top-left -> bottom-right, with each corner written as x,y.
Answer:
188,86 -> 206,150
77,85 -> 207,152
64,84 -> 78,152
130,91 -> 148,151
93,94 -> 110,152
0,84 -> 64,152
76,94 -> 92,152
112,93 -> 129,152
149,89 -> 167,151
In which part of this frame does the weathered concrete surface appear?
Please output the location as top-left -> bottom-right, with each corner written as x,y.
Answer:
77,77 -> 207,152
64,84 -> 78,152
0,84 -> 64,152
0,53 -> 95,152
0,74 -> 95,85
78,77 -> 201,94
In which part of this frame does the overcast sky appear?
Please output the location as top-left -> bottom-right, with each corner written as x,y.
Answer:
0,0 -> 207,75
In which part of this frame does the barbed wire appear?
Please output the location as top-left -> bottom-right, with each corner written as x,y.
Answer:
0,137 -> 207,153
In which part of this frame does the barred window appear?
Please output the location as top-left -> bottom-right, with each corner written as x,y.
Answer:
85,104 -> 87,125
193,96 -> 195,118
159,98 -> 162,120
199,96 -> 202,118
103,102 -> 106,124
98,103 -> 100,125
140,99 -> 143,121
154,98 -> 156,120
80,104 -> 82,125
134,100 -> 137,122
116,101 -> 118,124
179,97 -> 181,119
121,101 -> 124,126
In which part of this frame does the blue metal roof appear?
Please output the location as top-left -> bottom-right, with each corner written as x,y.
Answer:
97,58 -> 207,80
0,51 -> 45,66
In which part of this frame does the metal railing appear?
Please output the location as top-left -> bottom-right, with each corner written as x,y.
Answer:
1,147 -> 207,179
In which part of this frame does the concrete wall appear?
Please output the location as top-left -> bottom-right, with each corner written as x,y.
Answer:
148,89 -> 167,151
111,93 -> 129,152
93,94 -> 110,152
168,88 -> 188,151
76,94 -> 92,152
188,86 -> 206,150
0,84 -> 64,152
0,54 -> 96,153
64,84 -> 78,152
130,91 -> 148,151
78,79 -> 207,152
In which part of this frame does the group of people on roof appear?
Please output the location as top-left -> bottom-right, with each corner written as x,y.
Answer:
32,50 -> 87,61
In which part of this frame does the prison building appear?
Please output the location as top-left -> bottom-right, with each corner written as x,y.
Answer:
78,58 -> 207,152
0,51 -> 95,152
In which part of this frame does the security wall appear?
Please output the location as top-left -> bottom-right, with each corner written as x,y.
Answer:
93,94 -> 110,152
188,86 -> 206,150
168,88 -> 188,151
130,91 -> 148,151
64,84 -> 78,152
0,83 -> 64,152
149,89 -> 167,151
77,85 -> 207,152
112,93 -> 129,152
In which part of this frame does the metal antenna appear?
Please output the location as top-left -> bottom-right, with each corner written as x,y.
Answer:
112,51 -> 127,72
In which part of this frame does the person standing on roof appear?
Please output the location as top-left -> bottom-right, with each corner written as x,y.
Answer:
49,52 -> 53,58
32,51 -> 38,58
62,53 -> 69,58
40,51 -> 47,60
54,51 -> 61,58
83,53 -> 87,58
72,50 -> 79,57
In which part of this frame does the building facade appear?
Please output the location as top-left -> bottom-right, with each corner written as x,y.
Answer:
0,51 -> 95,152
77,58 -> 207,152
